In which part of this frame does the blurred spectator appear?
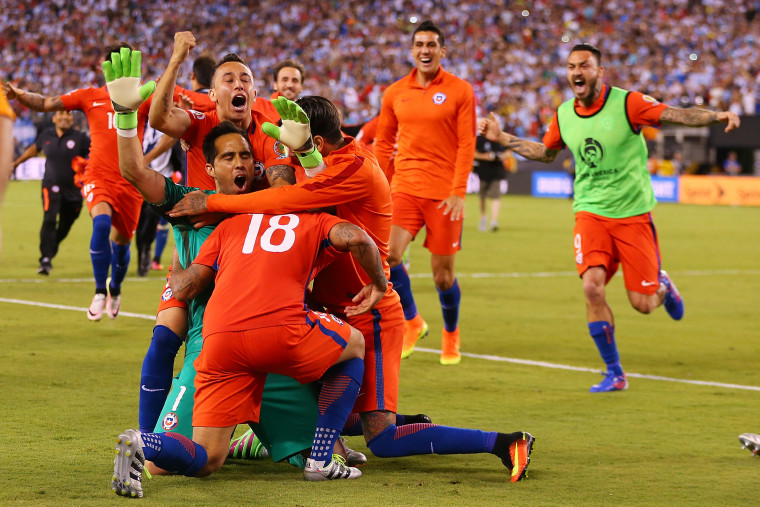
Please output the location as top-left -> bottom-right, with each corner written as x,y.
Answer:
723,150 -> 743,175
1,0 -> 758,141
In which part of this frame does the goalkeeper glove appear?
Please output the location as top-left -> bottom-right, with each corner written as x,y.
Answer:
261,96 -> 323,169
101,48 -> 155,130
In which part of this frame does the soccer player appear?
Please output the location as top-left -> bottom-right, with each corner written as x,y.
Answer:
374,20 -> 476,365
110,108 -> 383,496
0,86 -> 14,259
3,44 -> 150,321
253,59 -> 305,120
169,96 -> 536,483
13,110 -> 90,274
478,43 -> 740,392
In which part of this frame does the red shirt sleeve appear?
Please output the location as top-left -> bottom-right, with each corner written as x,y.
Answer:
625,91 -> 668,129
542,112 -> 564,149
59,89 -> 86,111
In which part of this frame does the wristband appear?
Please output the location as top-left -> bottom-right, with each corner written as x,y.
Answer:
115,111 -> 138,130
117,128 -> 138,138
295,147 -> 323,169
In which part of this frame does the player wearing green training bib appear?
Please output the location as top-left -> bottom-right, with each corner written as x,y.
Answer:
479,43 -> 740,393
102,47 -> 318,465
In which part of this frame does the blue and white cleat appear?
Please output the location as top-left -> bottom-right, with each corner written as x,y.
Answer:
589,371 -> 628,393
659,270 -> 684,320
739,433 -> 760,455
112,429 -> 148,498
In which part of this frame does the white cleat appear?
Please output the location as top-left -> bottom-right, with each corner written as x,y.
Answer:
112,429 -> 147,498
739,433 -> 760,455
107,294 -> 121,320
87,293 -> 106,321
303,456 -> 362,481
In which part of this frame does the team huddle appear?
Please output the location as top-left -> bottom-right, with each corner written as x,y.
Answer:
2,17 -> 742,499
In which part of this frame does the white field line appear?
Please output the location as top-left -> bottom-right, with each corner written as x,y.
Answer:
1,296 -> 758,392
1,268 -> 759,284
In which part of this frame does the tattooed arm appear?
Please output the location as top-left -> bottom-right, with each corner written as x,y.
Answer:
2,82 -> 64,112
660,107 -> 740,133
169,249 -> 215,301
328,221 -> 387,316
478,112 -> 560,163
265,164 -> 297,187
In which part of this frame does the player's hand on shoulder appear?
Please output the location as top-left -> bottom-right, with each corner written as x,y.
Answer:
169,190 -> 209,217
2,81 -> 24,100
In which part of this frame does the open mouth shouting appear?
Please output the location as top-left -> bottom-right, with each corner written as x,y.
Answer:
572,77 -> 588,97
231,93 -> 247,112
233,172 -> 248,192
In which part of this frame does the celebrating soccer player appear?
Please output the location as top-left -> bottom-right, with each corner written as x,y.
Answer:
478,43 -> 740,392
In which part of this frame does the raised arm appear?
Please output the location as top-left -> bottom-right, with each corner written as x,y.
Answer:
478,112 -> 560,163
659,107 -> 740,133
102,48 -> 165,203
3,82 -> 64,112
328,221 -> 388,316
148,32 -> 196,138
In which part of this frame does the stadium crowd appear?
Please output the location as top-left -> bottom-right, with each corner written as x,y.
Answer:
3,0 -> 759,142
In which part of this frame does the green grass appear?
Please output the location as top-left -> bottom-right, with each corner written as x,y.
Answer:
1,179 -> 759,505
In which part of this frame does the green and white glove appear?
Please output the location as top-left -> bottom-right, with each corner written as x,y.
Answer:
101,48 -> 155,130
261,96 -> 323,169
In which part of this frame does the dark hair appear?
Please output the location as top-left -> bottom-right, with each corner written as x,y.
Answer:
193,55 -> 216,88
104,42 -> 133,63
211,53 -> 250,85
412,20 -> 445,47
570,43 -> 602,66
273,59 -> 306,82
202,121 -> 252,164
296,96 -> 343,144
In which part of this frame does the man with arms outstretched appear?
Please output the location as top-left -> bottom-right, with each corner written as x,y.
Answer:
479,43 -> 740,392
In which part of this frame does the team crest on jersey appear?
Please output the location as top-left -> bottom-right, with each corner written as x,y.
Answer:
189,110 -> 205,120
66,139 -> 75,149
162,412 -> 179,430
642,94 -> 659,104
273,141 -> 289,159
576,253 -> 583,265
580,138 -> 604,168
161,287 -> 173,301
254,161 -> 266,180
432,93 -> 447,105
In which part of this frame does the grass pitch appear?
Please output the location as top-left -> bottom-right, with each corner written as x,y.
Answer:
1,179 -> 758,505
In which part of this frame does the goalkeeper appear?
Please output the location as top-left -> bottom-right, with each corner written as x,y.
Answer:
101,48 -> 336,476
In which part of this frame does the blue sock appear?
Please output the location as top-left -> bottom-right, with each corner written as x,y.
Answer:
588,321 -> 623,375
342,413 -> 363,436
139,326 -> 184,433
367,423 -> 497,458
437,279 -> 461,332
141,432 -> 207,476
109,241 -> 131,294
390,264 -> 418,320
154,219 -> 169,262
311,358 -> 363,465
90,215 -> 112,292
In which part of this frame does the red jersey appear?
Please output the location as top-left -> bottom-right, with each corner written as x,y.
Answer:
374,67 -> 476,200
251,91 -> 282,122
193,212 -> 345,335
355,116 -> 378,152
205,138 -> 399,312
543,84 -> 668,149
60,87 -> 149,183
181,108 -> 293,190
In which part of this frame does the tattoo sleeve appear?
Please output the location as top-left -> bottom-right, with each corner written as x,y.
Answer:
500,132 -> 560,163
266,164 -> 297,187
659,107 -> 719,128
19,93 -> 63,112
333,223 -> 386,289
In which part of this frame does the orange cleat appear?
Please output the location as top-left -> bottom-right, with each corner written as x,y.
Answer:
400,314 -> 428,359
440,328 -> 461,365
508,432 -> 535,482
